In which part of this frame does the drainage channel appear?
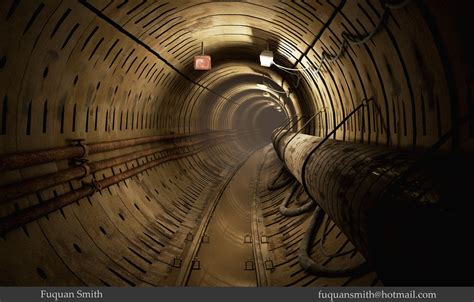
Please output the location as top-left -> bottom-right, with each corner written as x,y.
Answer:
178,147 -> 269,286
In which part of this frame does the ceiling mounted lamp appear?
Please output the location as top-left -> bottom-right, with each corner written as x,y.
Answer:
194,42 -> 211,70
259,47 -> 301,93
263,92 -> 270,97
256,83 -> 267,89
259,50 -> 273,67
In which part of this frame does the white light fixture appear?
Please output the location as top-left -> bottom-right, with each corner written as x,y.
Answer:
263,92 -> 270,97
256,83 -> 267,89
259,50 -> 273,67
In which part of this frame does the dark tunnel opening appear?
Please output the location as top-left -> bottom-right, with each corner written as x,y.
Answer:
0,0 -> 473,289
254,106 -> 286,142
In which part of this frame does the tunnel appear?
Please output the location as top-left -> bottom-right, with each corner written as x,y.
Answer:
0,0 -> 473,287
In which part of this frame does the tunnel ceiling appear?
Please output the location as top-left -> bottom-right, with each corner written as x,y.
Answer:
0,0 -> 473,287
1,0 -> 473,153
1,0 -> 470,155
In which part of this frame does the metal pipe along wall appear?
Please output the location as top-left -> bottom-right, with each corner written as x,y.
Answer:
272,128 -> 474,285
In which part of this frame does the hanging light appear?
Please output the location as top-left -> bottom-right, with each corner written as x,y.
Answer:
259,50 -> 273,67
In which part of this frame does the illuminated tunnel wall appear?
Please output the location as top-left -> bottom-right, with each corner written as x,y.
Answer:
0,0 -> 473,286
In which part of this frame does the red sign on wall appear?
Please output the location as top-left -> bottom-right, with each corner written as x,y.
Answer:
194,55 -> 212,70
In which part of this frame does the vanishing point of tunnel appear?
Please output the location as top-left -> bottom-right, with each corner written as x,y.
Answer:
0,0 -> 473,286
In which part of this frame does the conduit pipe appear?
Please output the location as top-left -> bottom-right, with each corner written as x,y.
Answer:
0,131 -> 233,202
0,131 -> 231,171
0,133 -> 241,236
279,183 -> 316,217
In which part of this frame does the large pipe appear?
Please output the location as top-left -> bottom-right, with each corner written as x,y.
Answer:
272,128 -> 474,285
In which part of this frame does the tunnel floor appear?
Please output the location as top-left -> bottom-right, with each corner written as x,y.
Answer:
187,149 -> 264,286
163,145 -> 379,287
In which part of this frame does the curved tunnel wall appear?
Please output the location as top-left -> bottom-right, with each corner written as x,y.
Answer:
1,1 -> 473,151
0,0 -> 473,286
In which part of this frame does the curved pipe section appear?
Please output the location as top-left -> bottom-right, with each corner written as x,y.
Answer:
298,206 -> 369,277
278,183 -> 316,217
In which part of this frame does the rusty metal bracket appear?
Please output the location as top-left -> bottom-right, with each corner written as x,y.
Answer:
68,138 -> 90,167
69,138 -> 89,157
80,163 -> 91,178
84,179 -> 102,193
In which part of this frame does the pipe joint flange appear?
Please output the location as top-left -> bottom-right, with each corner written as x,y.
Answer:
68,138 -> 90,166
69,138 -> 89,157
77,141 -> 89,158
80,143 -> 90,158
85,179 -> 102,193
80,163 -> 91,178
